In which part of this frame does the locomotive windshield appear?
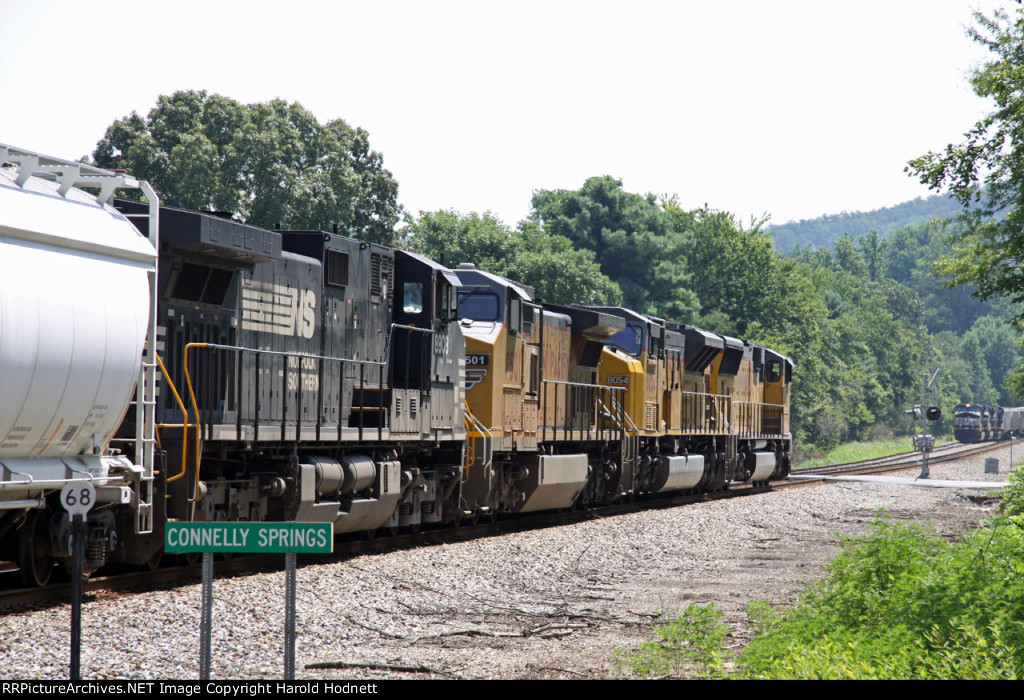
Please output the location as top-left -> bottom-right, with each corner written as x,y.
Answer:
457,290 -> 500,322
607,324 -> 644,356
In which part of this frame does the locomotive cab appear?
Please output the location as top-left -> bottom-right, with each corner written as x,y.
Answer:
954,403 -> 985,443
391,250 -> 465,439
588,307 -> 665,436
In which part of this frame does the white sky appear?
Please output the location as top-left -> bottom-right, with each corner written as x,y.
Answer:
0,0 -> 1009,228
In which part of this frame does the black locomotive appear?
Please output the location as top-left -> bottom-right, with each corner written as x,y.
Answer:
0,146 -> 792,587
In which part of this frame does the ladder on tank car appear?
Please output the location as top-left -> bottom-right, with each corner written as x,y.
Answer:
0,144 -> 161,535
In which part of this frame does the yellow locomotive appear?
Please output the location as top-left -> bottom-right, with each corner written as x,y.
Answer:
455,263 -> 792,519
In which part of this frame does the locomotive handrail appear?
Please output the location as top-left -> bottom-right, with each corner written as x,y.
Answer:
598,392 -> 639,434
539,379 -> 626,443
678,389 -> 732,433
179,323 -> 437,503
153,352 -> 193,486
542,378 -> 622,387
597,392 -> 638,492
185,323 -> 433,371
463,401 -> 493,472
733,400 -> 786,436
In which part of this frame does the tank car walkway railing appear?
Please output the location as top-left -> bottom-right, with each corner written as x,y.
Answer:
734,401 -> 785,436
679,390 -> 732,433
539,380 -> 627,444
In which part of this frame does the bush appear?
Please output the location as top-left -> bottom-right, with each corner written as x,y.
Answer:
1000,467 -> 1024,518
736,511 -> 1024,679
615,603 -> 729,678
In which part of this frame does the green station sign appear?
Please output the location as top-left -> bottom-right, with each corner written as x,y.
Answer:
165,521 -> 334,554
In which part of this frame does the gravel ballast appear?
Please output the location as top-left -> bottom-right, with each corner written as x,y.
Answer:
0,446 -> 1012,680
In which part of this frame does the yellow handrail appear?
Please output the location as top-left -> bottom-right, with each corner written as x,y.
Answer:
182,342 -> 207,503
154,352 -> 192,484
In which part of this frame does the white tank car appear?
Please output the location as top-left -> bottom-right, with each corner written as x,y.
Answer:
0,144 -> 159,585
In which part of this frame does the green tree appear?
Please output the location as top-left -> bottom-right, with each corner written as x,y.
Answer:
962,314 -> 1022,404
906,7 -> 1024,326
858,230 -> 888,282
529,176 -> 698,319
93,90 -> 401,244
402,210 -> 621,306
662,201 -> 812,338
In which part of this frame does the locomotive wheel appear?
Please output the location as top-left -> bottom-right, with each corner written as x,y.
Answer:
18,509 -> 55,588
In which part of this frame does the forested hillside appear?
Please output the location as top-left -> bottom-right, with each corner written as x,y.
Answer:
767,194 -> 963,252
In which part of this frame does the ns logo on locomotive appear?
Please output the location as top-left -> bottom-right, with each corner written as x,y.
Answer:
0,144 -> 792,587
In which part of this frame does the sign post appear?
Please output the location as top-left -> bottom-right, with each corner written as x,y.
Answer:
165,521 -> 333,680
60,481 -> 96,681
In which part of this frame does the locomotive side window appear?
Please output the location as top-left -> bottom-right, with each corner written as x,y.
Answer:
403,282 -> 424,314
436,280 -> 457,321
326,250 -> 349,287
522,304 -> 535,335
767,361 -> 782,383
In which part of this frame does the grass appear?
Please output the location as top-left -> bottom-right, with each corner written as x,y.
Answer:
614,603 -> 729,678
615,470 -> 1024,679
795,436 -> 950,470
734,505 -> 1024,679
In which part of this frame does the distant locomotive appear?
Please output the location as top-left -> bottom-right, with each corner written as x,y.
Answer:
0,145 -> 792,587
953,403 -> 1024,443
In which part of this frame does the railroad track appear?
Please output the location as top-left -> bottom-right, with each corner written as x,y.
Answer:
2,441 -> 1004,610
792,440 -> 1006,477
0,480 -> 775,610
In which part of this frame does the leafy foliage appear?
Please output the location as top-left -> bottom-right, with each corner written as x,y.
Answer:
93,90 -> 401,244
529,176 -> 698,319
401,210 -> 621,306
736,504 -> 1024,679
615,603 -> 729,678
907,7 -> 1024,329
